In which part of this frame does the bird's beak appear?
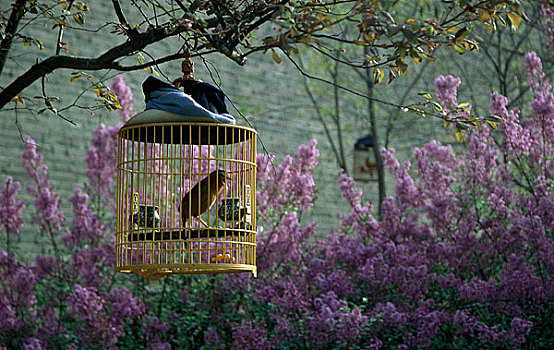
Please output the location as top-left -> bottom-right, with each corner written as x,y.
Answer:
225,174 -> 232,181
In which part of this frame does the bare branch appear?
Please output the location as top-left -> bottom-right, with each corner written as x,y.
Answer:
0,24 -> 192,109
112,0 -> 138,39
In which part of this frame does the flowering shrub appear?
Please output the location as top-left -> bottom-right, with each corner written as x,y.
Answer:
1,58 -> 553,349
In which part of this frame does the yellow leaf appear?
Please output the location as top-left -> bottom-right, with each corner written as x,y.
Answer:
12,94 -> 24,104
271,49 -> 282,64
455,130 -> 463,143
507,12 -> 522,31
420,52 -> 437,61
373,68 -> 384,85
363,32 -> 375,45
386,71 -> 396,85
418,92 -> 432,100
411,51 -> 421,64
405,18 -> 417,25
483,21 -> 494,32
454,43 -> 467,54
486,120 -> 498,130
479,9 -> 490,22
70,76 -> 81,82
352,40 -> 370,46
454,27 -> 469,41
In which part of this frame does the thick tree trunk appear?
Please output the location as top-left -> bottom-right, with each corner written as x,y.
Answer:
0,0 -> 27,78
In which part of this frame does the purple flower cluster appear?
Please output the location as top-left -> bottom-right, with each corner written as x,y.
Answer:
67,284 -> 118,348
540,2 -> 554,48
0,261 -> 37,336
231,320 -> 271,350
434,75 -> 461,110
85,123 -> 121,210
110,74 -> 135,122
21,136 -> 64,232
244,53 -> 553,346
63,188 -> 105,249
2,57 -> 552,349
257,138 -> 319,218
67,285 -> 143,348
434,74 -> 472,120
0,177 -> 25,235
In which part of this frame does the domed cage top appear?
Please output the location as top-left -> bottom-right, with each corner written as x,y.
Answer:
116,121 -> 257,280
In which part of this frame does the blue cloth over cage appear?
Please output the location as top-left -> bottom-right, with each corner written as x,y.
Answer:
142,77 -> 235,125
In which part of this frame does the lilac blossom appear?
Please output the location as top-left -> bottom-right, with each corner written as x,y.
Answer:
509,317 -> 533,347
63,188 -> 105,249
21,136 -> 64,232
0,177 -> 25,235
110,74 -> 135,121
34,255 -> 56,278
22,338 -> 43,350
0,265 -> 37,334
67,285 -> 119,348
231,319 -> 271,350
434,75 -> 461,110
84,123 -> 120,210
542,2 -> 554,48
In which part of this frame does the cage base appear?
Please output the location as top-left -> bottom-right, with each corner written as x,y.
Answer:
117,263 -> 257,280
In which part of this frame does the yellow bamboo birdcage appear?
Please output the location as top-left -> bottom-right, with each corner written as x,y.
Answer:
115,55 -> 257,280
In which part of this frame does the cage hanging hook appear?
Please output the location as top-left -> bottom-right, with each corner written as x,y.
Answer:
173,47 -> 199,88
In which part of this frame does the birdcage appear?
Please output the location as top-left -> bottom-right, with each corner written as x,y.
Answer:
116,116 -> 257,280
115,55 -> 257,280
353,134 -> 378,182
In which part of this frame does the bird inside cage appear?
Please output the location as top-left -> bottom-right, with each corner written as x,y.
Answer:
180,169 -> 231,227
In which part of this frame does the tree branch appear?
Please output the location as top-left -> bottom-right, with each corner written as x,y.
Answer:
0,24 -> 191,109
112,0 -> 139,39
0,0 -> 27,77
